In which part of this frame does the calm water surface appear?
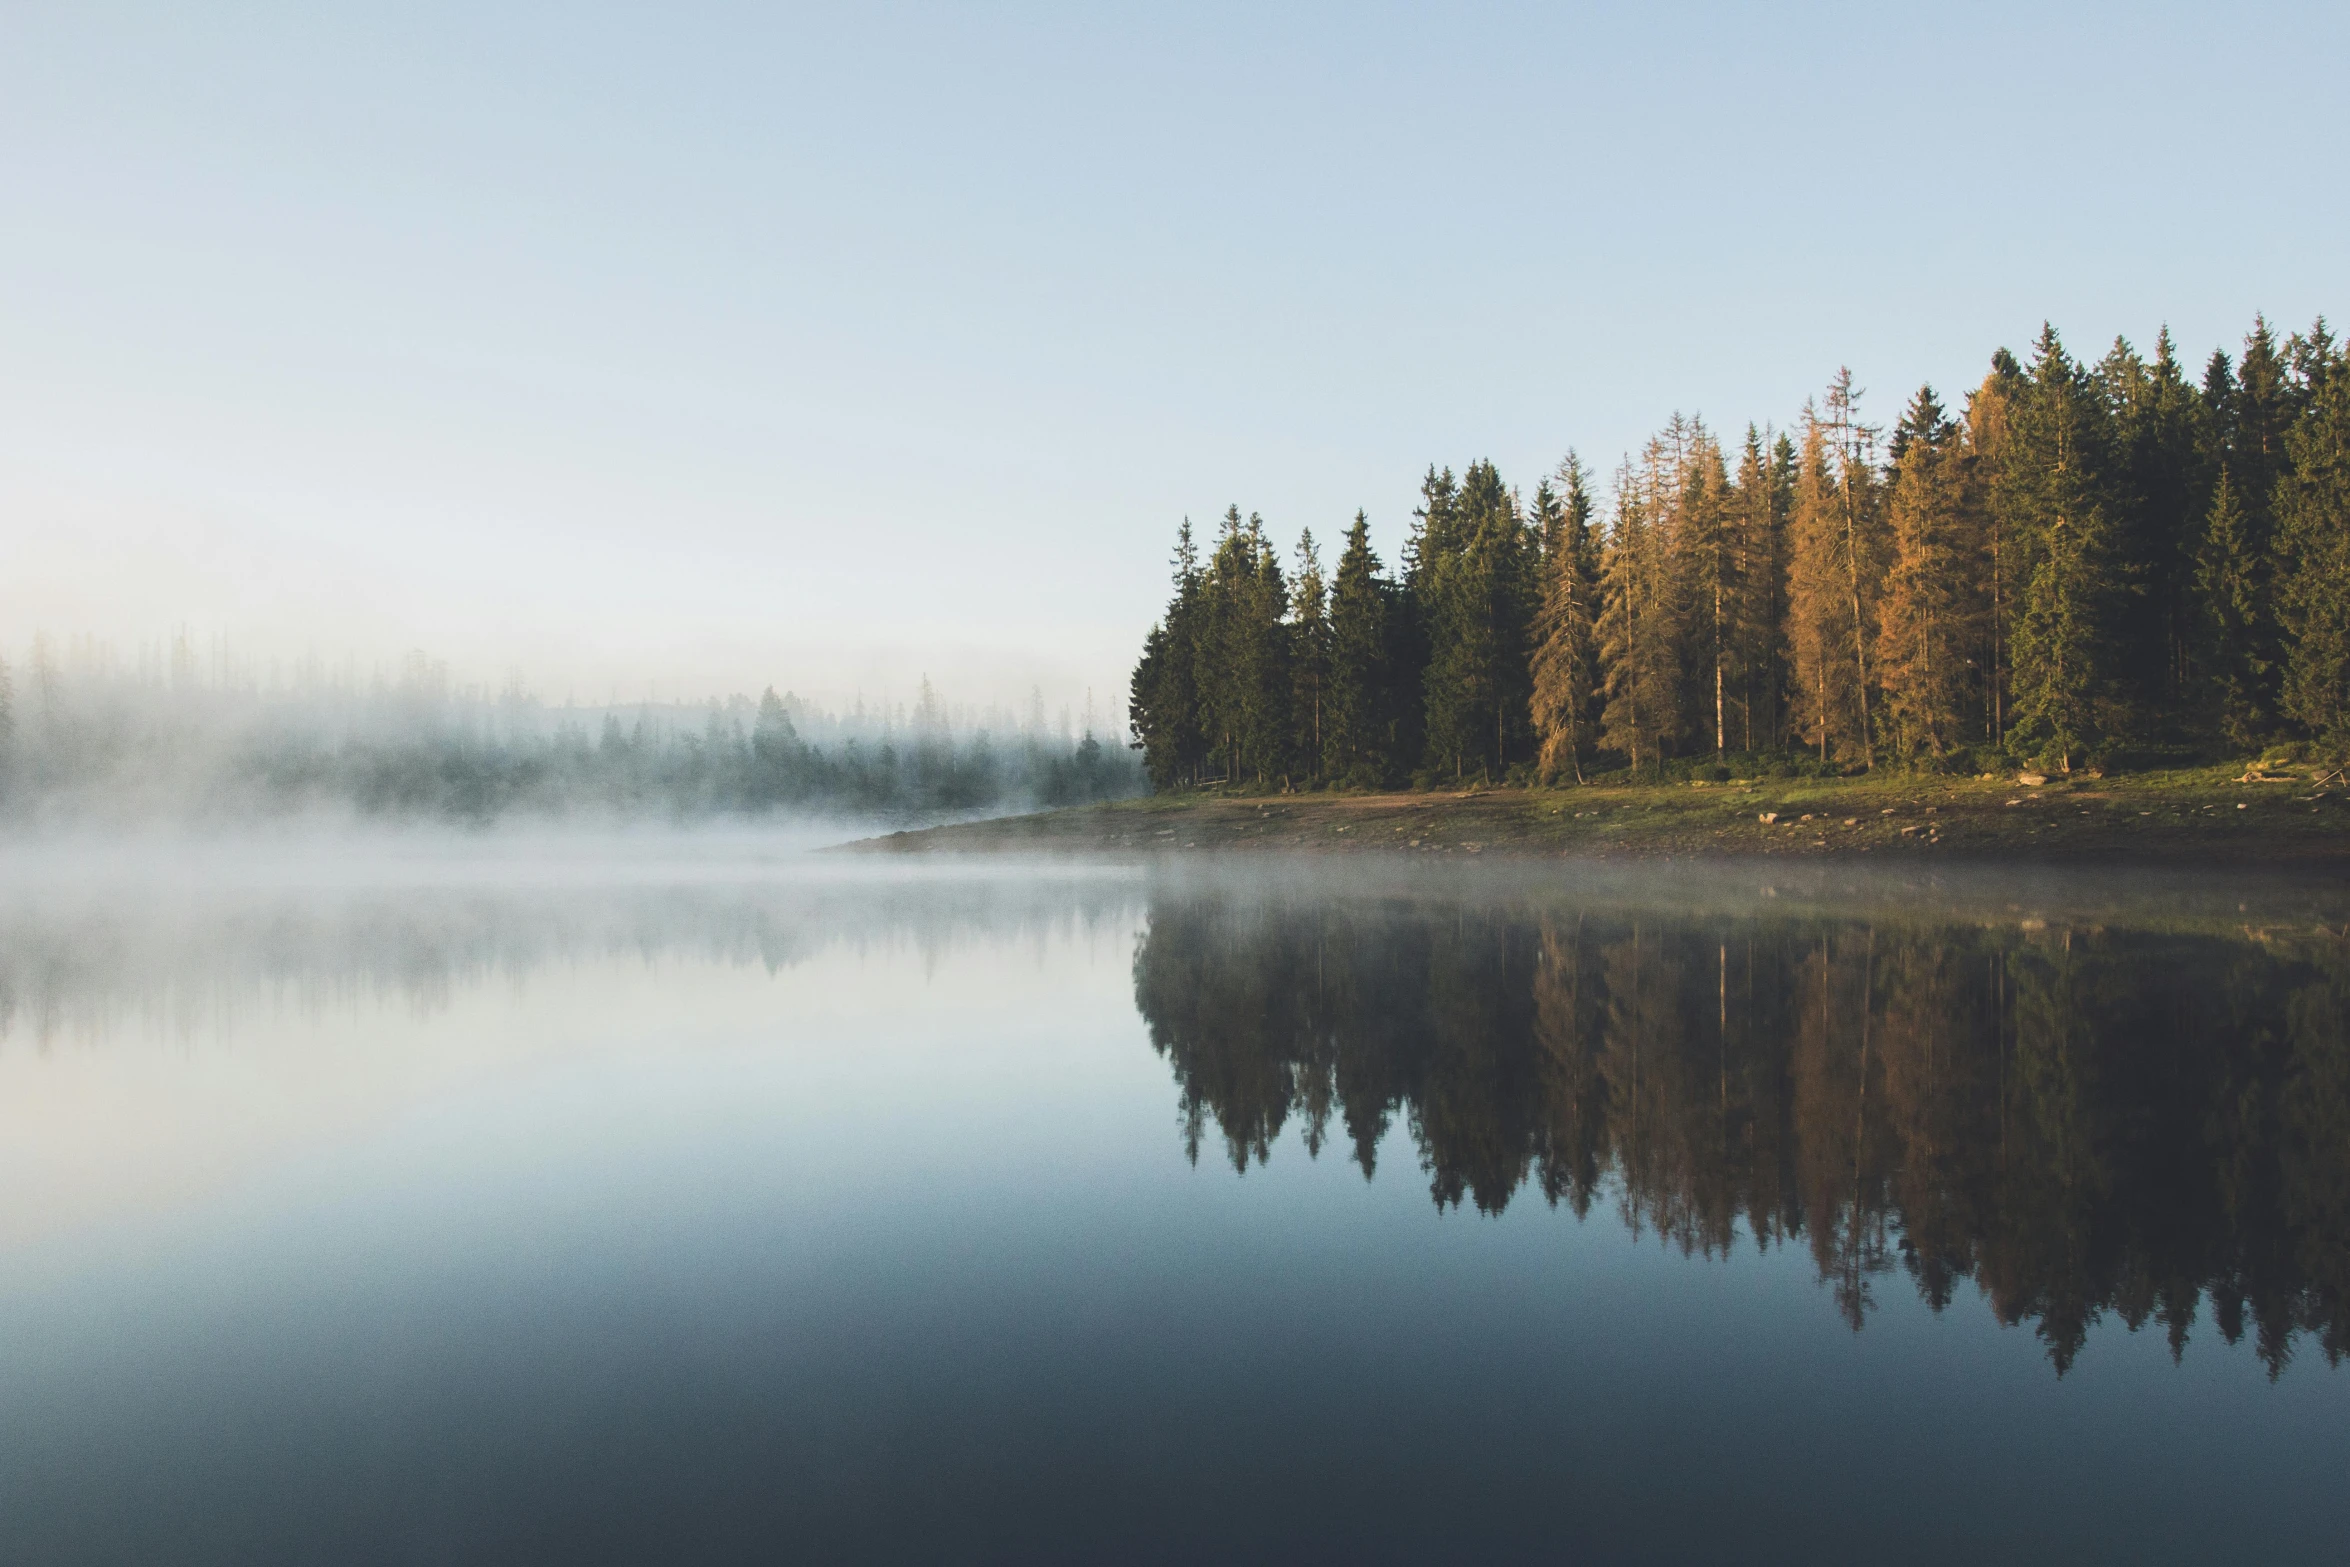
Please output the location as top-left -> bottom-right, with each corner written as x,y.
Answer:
1,852 -> 2345,1564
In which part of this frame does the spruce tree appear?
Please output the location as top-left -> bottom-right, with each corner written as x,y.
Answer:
1529,458 -> 1601,782
1394,468 -> 1456,779
1598,463 -> 1680,773
1785,414 -> 1857,763
1194,507 -> 1293,784
2002,326 -> 2125,772
1289,529 -> 1330,783
2203,318 -> 2300,731
1128,519 -> 1208,789
1727,428 -> 1790,751
1673,431 -> 1737,756
1822,370 -> 1886,769
1876,386 -> 1976,762
2104,329 -> 2211,709
1416,460 -> 1534,781
1324,511 -> 1393,785
1967,349 -> 2026,738
2196,469 -> 2270,748
2276,353 -> 2350,744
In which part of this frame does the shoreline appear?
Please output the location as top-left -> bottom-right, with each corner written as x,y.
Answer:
844,769 -> 2350,867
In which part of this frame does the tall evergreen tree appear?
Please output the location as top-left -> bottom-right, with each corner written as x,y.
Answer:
1876,386 -> 1978,762
1674,430 -> 1737,756
2103,329 -> 2210,709
1128,519 -> 1208,788
1967,349 -> 2026,738
1598,462 -> 1680,773
2194,469 -> 2268,749
1417,461 -> 1535,781
1727,427 -> 1791,751
1323,511 -> 1394,785
2002,326 -> 2126,772
1785,413 -> 1861,763
1529,458 -> 1601,782
1196,507 -> 1292,784
2276,350 -> 2350,744
1290,529 -> 1330,783
2200,318 -> 2300,732
1822,370 -> 1887,768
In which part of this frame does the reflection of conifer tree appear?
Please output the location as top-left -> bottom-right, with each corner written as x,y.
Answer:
1987,933 -> 2115,1373
1530,914 -> 1608,1216
2283,957 -> 2350,1365
1792,930 -> 1897,1330
1413,909 -> 1541,1213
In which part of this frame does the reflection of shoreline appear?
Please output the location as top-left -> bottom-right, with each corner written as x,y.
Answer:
1135,889 -> 2350,1377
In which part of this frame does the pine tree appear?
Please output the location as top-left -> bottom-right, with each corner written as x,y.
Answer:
2276,352 -> 2350,744
2196,469 -> 2269,748
2103,328 -> 2210,709
1128,519 -> 1209,788
1416,461 -> 1534,781
1727,428 -> 1791,751
1598,462 -> 1680,773
1194,507 -> 1293,784
1967,349 -> 2026,739
1394,467 -> 1456,779
749,686 -> 809,804
1674,431 -> 1737,756
2002,326 -> 2125,772
2201,318 -> 2300,731
1785,414 -> 1857,763
1290,529 -> 1330,783
1529,457 -> 1601,782
1323,511 -> 1393,785
1822,370 -> 1886,769
1876,386 -> 1976,762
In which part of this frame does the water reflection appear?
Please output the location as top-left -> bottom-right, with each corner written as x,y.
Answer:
1133,886 -> 2350,1375
0,870 -> 1141,1049
7,861 -> 2347,1388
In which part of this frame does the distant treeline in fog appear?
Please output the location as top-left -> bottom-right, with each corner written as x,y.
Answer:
1131,316 -> 2350,788
0,646 -> 1138,822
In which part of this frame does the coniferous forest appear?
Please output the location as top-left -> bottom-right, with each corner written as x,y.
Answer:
1129,317 -> 2350,789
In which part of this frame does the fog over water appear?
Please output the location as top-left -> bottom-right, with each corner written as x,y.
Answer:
0,643 -> 1138,828
1,847 -> 2345,1563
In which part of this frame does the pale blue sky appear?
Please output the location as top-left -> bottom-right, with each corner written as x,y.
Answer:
4,2 -> 2343,714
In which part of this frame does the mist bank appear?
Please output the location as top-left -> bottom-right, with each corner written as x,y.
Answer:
0,654 -> 1143,826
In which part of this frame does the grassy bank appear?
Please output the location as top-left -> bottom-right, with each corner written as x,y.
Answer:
849,762 -> 2350,863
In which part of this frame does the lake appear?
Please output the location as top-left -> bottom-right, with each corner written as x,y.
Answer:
1,846 -> 2344,1564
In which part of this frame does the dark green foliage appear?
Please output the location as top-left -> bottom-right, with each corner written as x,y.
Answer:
1196,507 -> 1293,785
2000,326 -> 2130,771
1323,512 -> 1397,785
1289,530 -> 1330,783
2277,354 -> 2350,744
2197,470 -> 2271,748
1416,461 -> 1537,781
1528,460 -> 1601,783
1729,429 -> 1794,751
2104,329 -> 2211,709
1128,520 -> 1209,788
